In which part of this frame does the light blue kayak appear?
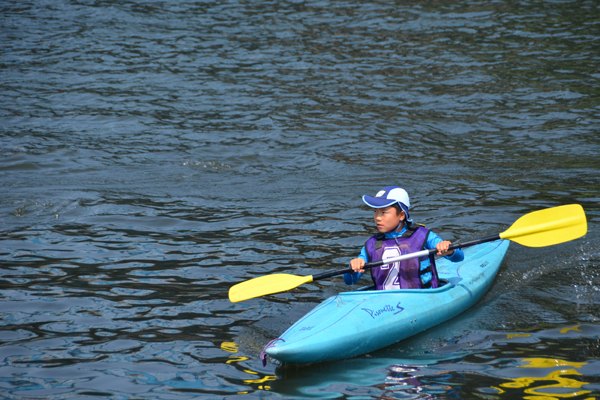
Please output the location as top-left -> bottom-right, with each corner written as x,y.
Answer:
263,239 -> 509,365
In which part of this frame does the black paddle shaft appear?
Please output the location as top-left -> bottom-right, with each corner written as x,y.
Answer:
312,234 -> 501,282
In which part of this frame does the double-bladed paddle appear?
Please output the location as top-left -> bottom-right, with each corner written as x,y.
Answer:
229,204 -> 587,303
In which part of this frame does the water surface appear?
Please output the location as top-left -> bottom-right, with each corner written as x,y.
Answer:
1,0 -> 599,398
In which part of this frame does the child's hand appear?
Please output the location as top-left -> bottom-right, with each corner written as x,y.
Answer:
350,258 -> 365,273
436,241 -> 455,256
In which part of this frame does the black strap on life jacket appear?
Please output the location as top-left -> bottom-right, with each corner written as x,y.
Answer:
419,256 -> 437,288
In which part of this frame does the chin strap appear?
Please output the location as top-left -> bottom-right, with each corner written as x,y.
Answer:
394,220 -> 404,232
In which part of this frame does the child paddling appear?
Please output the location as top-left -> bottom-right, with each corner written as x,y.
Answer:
345,186 -> 464,289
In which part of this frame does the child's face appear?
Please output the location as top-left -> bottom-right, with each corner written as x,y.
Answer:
373,206 -> 405,233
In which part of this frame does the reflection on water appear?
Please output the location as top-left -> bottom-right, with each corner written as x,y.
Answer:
490,327 -> 597,400
498,358 -> 592,400
267,325 -> 600,399
221,341 -> 276,391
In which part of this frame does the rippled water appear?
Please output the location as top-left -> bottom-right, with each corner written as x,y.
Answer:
1,0 -> 600,398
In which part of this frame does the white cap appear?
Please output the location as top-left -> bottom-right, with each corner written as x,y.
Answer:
362,186 -> 411,220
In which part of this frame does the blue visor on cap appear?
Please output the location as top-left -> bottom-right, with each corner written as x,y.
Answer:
362,195 -> 398,208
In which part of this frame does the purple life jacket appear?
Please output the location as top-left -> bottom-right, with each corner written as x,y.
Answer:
365,224 -> 439,290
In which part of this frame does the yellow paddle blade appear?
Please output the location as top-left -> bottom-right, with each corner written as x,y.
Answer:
228,273 -> 314,303
500,204 -> 587,247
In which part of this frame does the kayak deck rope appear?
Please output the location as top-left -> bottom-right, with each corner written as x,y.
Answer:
260,338 -> 285,366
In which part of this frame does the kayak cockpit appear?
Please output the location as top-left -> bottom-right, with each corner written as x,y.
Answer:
352,278 -> 452,293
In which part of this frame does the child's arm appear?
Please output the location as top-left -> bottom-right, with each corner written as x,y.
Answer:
427,232 -> 465,262
343,247 -> 368,285
350,258 -> 366,273
435,240 -> 454,256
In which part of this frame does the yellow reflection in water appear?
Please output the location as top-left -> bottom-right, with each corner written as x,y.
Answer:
243,369 -> 276,390
498,358 -> 593,400
221,341 -> 250,364
221,341 -> 239,353
219,341 -> 275,390
520,359 -> 587,369
507,333 -> 531,339
560,325 -> 582,334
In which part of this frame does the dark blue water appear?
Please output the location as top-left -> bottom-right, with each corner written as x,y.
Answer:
1,0 -> 599,398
